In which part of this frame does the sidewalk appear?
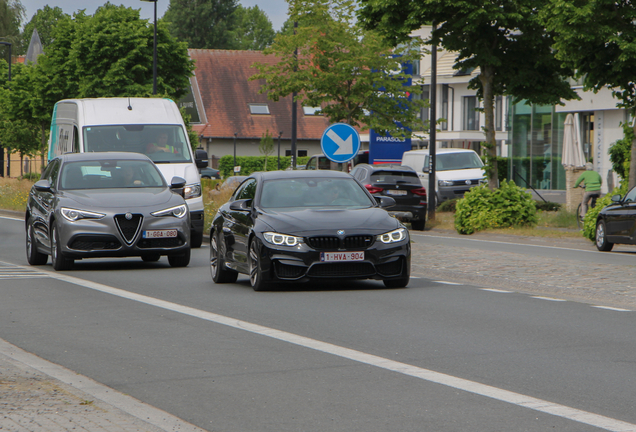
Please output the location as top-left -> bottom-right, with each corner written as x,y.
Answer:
2,211 -> 635,431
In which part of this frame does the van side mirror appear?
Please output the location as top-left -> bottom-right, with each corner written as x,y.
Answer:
422,165 -> 429,173
195,149 -> 209,168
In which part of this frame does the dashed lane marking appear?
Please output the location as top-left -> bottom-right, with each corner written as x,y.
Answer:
532,296 -> 567,302
480,288 -> 514,293
592,306 -> 632,312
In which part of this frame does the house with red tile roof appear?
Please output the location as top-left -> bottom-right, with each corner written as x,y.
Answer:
186,49 -> 335,165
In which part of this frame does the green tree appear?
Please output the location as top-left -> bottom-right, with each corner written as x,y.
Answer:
542,0 -> 636,190
163,0 -> 238,49
251,0 -> 426,139
0,0 -> 24,51
259,129 -> 274,170
358,0 -> 578,189
233,5 -> 275,50
21,6 -> 70,51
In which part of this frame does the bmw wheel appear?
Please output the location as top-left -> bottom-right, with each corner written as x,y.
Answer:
249,239 -> 268,291
210,229 -> 238,283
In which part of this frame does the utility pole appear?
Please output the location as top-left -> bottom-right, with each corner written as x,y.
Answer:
427,24 -> 437,223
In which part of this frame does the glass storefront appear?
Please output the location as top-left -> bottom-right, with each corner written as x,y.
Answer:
510,102 -> 567,190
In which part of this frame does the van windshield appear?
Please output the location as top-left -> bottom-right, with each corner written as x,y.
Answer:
436,152 -> 483,171
83,125 -> 192,164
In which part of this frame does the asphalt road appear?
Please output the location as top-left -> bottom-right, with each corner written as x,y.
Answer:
1,214 -> 635,432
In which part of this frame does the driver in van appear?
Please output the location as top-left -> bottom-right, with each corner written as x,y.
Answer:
146,132 -> 178,154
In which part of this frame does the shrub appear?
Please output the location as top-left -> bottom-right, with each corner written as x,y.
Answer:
437,198 -> 458,213
535,201 -> 561,212
218,155 -> 310,178
454,180 -> 538,235
20,172 -> 41,181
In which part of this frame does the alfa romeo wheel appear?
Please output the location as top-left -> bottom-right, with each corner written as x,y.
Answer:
51,222 -> 73,271
26,219 -> 48,265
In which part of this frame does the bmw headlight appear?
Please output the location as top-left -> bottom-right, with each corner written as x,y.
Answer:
61,208 -> 106,222
263,232 -> 303,247
151,204 -> 188,218
438,180 -> 454,186
378,228 -> 407,244
183,183 -> 202,199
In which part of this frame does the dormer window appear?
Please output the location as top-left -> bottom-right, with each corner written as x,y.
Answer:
249,103 -> 270,115
303,106 -> 322,116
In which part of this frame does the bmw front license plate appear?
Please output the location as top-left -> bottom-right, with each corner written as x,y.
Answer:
320,251 -> 364,262
143,230 -> 178,239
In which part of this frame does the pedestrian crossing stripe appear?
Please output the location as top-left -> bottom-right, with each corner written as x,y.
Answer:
0,263 -> 49,280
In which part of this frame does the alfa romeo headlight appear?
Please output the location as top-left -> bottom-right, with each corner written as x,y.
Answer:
183,183 -> 202,199
151,204 -> 188,218
378,228 -> 407,244
263,232 -> 303,247
61,208 -> 106,222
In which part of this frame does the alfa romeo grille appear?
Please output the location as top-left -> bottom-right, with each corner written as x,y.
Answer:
114,214 -> 143,245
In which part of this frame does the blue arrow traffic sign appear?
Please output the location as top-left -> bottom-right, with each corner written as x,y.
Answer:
320,123 -> 361,163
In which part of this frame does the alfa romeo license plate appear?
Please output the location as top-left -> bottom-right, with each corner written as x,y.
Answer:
143,230 -> 178,239
320,251 -> 364,262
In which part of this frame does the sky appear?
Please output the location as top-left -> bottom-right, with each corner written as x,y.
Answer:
19,0 -> 290,32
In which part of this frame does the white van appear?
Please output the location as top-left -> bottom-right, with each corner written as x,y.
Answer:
47,98 -> 208,247
401,148 -> 486,205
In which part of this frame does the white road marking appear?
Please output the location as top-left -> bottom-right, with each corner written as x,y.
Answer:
3,262 -> 632,432
0,338 -> 206,432
480,288 -> 514,293
592,306 -> 631,312
432,280 -> 463,285
0,215 -> 22,221
532,296 -> 567,302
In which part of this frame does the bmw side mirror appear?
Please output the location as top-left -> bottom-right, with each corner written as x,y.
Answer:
611,194 -> 622,203
375,196 -> 396,208
229,199 -> 252,211
34,179 -> 52,192
170,176 -> 187,189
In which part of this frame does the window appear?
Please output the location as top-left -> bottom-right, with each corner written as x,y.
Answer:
298,150 -> 308,157
235,179 -> 257,200
248,104 -> 270,115
495,96 -> 503,131
303,107 -> 321,115
441,85 -> 449,131
463,96 -> 480,131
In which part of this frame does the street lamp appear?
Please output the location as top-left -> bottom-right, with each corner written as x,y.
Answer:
233,133 -> 238,175
140,0 -> 157,95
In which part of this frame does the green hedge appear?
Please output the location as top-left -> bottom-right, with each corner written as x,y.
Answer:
454,180 -> 538,235
218,155 -> 310,178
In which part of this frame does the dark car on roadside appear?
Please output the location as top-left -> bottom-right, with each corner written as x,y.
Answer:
209,170 -> 411,291
199,166 -> 220,179
350,164 -> 427,230
595,187 -> 636,251
25,152 -> 192,270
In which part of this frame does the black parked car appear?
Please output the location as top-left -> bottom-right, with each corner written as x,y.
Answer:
209,170 -> 411,290
350,164 -> 427,230
199,167 -> 220,179
595,187 -> 636,251
26,152 -> 192,270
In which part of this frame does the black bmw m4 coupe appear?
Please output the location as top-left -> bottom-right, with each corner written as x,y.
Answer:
209,170 -> 411,291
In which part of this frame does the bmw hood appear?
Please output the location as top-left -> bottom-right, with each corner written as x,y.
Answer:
60,188 -> 178,210
258,207 -> 401,235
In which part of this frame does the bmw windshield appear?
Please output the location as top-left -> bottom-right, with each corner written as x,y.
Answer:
259,178 -> 375,210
